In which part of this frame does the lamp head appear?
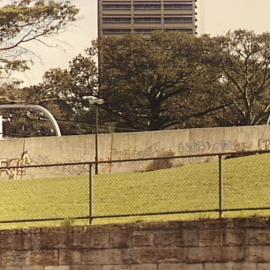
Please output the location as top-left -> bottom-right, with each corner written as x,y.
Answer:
82,96 -> 104,105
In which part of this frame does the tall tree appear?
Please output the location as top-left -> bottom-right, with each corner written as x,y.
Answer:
23,53 -> 98,135
25,30 -> 270,134
29,32 -> 228,133
0,0 -> 78,136
97,32 -> 224,130
0,0 -> 78,82
213,30 -> 270,125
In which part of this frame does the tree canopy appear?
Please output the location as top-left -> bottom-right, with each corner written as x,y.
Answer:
27,32 -> 225,132
212,30 -> 270,126
20,29 -> 270,136
0,0 -> 78,82
98,32 -> 201,130
0,0 -> 79,137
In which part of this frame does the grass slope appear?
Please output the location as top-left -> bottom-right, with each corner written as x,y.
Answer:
1,153 -> 270,229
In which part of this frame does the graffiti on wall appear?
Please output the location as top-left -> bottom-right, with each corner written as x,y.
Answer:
178,140 -> 253,155
111,142 -> 162,159
0,151 -> 31,180
258,139 -> 270,150
110,140 -> 255,159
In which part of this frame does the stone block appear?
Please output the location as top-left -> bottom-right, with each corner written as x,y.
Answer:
183,229 -> 199,247
22,267 -> 44,270
81,248 -> 124,265
44,267 -> 70,270
131,232 -> 153,247
182,221 -> 201,230
59,249 -> 81,265
186,246 -> 245,263
245,229 -> 270,245
40,231 -> 69,249
204,262 -> 257,270
125,247 -> 186,264
70,266 -> 103,270
236,218 -> 268,229
1,251 -> 29,266
201,219 -> 226,230
223,230 -> 245,246
131,264 -> 157,270
0,233 -> 24,250
247,246 -> 270,262
0,267 -> 22,270
158,263 -> 203,270
21,233 -> 40,250
109,228 -> 130,248
198,230 -> 222,247
257,263 -> 270,270
71,231 -> 110,249
29,250 -> 59,266
154,231 -> 181,247
103,265 -> 130,270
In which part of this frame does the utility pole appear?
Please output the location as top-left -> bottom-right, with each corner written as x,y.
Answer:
0,115 -> 2,140
83,96 -> 104,174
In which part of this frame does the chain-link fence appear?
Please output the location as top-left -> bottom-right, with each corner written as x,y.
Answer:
222,151 -> 270,214
0,162 -> 91,225
0,150 -> 270,227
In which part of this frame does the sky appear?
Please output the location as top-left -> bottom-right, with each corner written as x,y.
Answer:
19,0 -> 270,86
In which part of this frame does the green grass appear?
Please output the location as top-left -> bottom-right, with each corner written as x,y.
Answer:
1,153 -> 270,229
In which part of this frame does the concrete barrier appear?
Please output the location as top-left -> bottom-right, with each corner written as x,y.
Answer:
0,125 -> 270,179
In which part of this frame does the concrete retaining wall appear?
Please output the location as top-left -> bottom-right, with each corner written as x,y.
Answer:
1,218 -> 270,269
1,125 -> 270,178
1,125 -> 270,162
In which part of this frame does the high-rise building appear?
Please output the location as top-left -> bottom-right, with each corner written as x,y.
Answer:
98,0 -> 197,37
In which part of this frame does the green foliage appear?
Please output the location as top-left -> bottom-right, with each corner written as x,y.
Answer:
98,32 -> 223,130
23,30 -> 270,135
23,52 -> 99,135
0,0 -> 79,83
211,30 -> 270,126
0,0 -> 79,136
30,32 -> 225,133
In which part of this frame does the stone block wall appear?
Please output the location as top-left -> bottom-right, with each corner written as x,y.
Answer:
1,218 -> 270,269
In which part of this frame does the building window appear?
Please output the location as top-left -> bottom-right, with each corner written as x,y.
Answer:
103,29 -> 131,35
103,17 -> 131,24
134,4 -> 161,10
164,4 -> 193,10
164,17 -> 193,24
166,28 -> 193,33
103,4 -> 131,10
134,17 -> 161,24
134,29 -> 156,33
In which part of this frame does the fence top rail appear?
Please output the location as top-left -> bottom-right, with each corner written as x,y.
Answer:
0,149 -> 269,170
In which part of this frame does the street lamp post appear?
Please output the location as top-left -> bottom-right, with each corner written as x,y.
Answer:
83,96 -> 104,174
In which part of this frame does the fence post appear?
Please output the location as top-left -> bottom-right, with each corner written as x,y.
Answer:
89,163 -> 93,225
218,154 -> 223,218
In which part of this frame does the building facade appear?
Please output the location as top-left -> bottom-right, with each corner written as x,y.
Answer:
98,0 -> 197,36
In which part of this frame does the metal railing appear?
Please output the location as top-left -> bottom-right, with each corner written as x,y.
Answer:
0,149 -> 270,227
